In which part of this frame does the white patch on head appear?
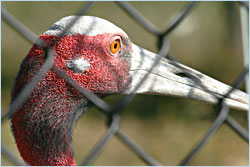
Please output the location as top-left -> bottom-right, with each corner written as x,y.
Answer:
66,57 -> 90,73
44,16 -> 128,37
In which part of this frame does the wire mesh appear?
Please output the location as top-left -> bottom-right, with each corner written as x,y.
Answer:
1,1 -> 249,166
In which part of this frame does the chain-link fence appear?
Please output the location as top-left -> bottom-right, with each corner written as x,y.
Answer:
1,1 -> 249,166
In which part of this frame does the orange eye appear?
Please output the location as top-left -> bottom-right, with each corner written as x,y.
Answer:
110,39 -> 120,54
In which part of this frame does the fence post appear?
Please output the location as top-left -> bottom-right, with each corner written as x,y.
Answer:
240,4 -> 249,127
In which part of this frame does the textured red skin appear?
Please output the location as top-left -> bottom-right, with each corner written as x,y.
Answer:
11,33 -> 131,166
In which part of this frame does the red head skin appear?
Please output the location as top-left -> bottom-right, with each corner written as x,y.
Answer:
11,33 -> 132,166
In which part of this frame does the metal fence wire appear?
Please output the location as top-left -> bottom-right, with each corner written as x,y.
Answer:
1,1 -> 249,166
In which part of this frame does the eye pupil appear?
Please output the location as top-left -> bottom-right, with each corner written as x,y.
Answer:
114,43 -> 117,49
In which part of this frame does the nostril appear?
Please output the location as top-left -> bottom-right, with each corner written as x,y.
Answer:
175,72 -> 191,78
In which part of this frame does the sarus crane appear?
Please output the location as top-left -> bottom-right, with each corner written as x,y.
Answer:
10,16 -> 249,166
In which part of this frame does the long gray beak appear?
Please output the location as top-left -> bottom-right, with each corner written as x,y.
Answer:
125,44 -> 249,112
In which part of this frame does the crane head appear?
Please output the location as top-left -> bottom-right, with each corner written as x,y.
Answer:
41,16 -> 248,111
11,15 -> 248,166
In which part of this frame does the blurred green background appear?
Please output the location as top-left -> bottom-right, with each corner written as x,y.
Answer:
1,1 -> 248,166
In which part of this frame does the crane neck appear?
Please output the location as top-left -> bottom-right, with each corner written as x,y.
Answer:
11,69 -> 89,166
